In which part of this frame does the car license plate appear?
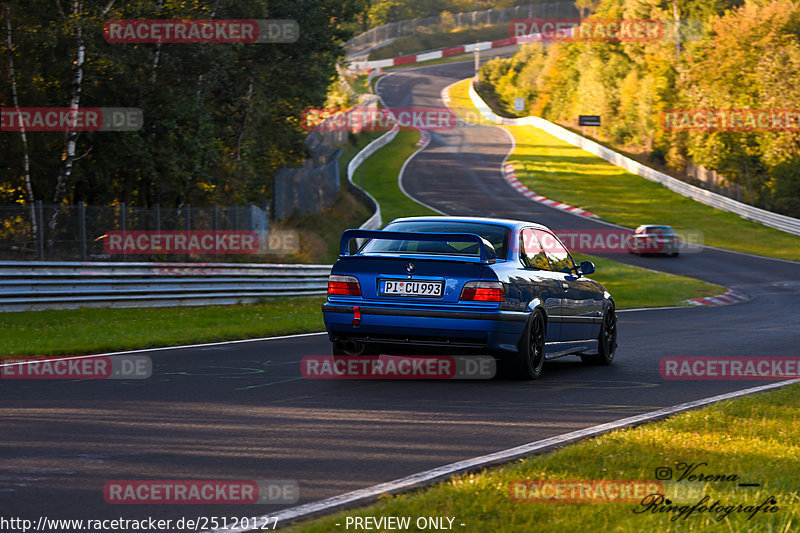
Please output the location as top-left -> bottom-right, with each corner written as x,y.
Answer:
381,280 -> 443,297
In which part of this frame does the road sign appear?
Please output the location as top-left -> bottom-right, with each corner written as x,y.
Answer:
579,115 -> 601,126
514,97 -> 525,112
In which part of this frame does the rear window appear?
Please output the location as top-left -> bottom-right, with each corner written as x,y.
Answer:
645,226 -> 675,235
360,221 -> 510,258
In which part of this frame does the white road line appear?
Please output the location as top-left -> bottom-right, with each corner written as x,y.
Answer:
0,331 -> 328,368
209,378 -> 800,532
376,73 -> 445,216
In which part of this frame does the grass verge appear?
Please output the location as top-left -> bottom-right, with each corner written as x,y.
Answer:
286,382 -> 800,532
447,78 -> 800,262
0,296 -> 326,356
573,254 -> 722,309
0,132 -> 386,357
1,104 -> 720,356
348,123 -> 723,309
352,129 -> 439,222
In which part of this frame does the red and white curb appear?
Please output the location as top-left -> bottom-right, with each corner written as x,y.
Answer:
687,289 -> 750,307
503,163 -> 597,218
352,37 -> 522,70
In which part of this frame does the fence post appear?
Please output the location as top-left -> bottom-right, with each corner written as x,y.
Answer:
120,202 -> 127,261
79,201 -> 87,261
185,203 -> 191,262
36,200 -> 44,260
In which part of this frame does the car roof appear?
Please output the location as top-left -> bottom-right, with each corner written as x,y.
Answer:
637,224 -> 674,229
386,216 -> 550,232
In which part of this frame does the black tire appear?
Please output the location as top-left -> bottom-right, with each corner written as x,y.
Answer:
671,252 -> 679,257
582,304 -> 617,366
509,310 -> 546,379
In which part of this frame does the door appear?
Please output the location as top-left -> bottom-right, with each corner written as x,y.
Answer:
519,228 -> 562,342
534,229 -> 599,341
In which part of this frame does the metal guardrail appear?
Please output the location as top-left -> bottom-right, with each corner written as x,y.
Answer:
3,78 -> 405,313
345,93 -> 400,237
468,82 -> 800,237
0,261 -> 332,312
345,2 -> 576,53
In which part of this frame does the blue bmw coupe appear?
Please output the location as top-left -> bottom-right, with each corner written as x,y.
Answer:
322,217 -> 617,379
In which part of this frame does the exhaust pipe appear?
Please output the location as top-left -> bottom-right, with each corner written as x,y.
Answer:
334,340 -> 366,356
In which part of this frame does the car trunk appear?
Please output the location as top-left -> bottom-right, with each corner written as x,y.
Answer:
338,254 -> 491,304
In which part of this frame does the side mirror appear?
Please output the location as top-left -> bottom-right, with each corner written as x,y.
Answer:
580,261 -> 595,275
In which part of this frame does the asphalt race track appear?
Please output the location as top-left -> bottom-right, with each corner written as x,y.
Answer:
1,61 -> 799,528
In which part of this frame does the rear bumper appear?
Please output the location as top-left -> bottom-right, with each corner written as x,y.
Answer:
629,239 -> 680,253
322,302 -> 527,354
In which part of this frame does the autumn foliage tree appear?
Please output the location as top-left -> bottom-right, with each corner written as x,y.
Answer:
479,0 -> 800,216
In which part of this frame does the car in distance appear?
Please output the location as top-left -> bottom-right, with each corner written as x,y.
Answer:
627,224 -> 680,256
321,217 -> 617,379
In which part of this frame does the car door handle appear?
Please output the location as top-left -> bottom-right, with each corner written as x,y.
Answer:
562,283 -> 569,290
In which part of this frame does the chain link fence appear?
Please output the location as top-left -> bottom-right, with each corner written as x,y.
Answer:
273,95 -> 382,222
0,202 -> 271,262
346,2 -> 579,53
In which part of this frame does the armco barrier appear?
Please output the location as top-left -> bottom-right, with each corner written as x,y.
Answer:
0,261 -> 331,312
351,40 -> 507,71
346,115 -> 399,234
468,82 -> 800,237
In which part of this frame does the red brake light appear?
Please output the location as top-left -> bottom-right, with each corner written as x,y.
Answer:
328,275 -> 361,296
460,281 -> 505,302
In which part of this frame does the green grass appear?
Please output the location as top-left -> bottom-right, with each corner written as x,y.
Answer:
0,131 -> 390,358
352,129 -> 440,222
574,254 -> 721,309
286,383 -> 800,532
351,74 -> 369,95
347,123 -> 723,309
0,297 -> 326,356
0,105 -> 720,357
369,24 -> 509,60
447,78 -> 800,262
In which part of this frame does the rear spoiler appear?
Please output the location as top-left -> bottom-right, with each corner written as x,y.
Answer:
340,229 -> 497,264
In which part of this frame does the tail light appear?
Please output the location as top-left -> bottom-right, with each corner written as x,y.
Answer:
328,275 -> 361,296
460,281 -> 505,302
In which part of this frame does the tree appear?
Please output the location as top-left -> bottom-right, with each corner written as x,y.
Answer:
0,0 -> 368,210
